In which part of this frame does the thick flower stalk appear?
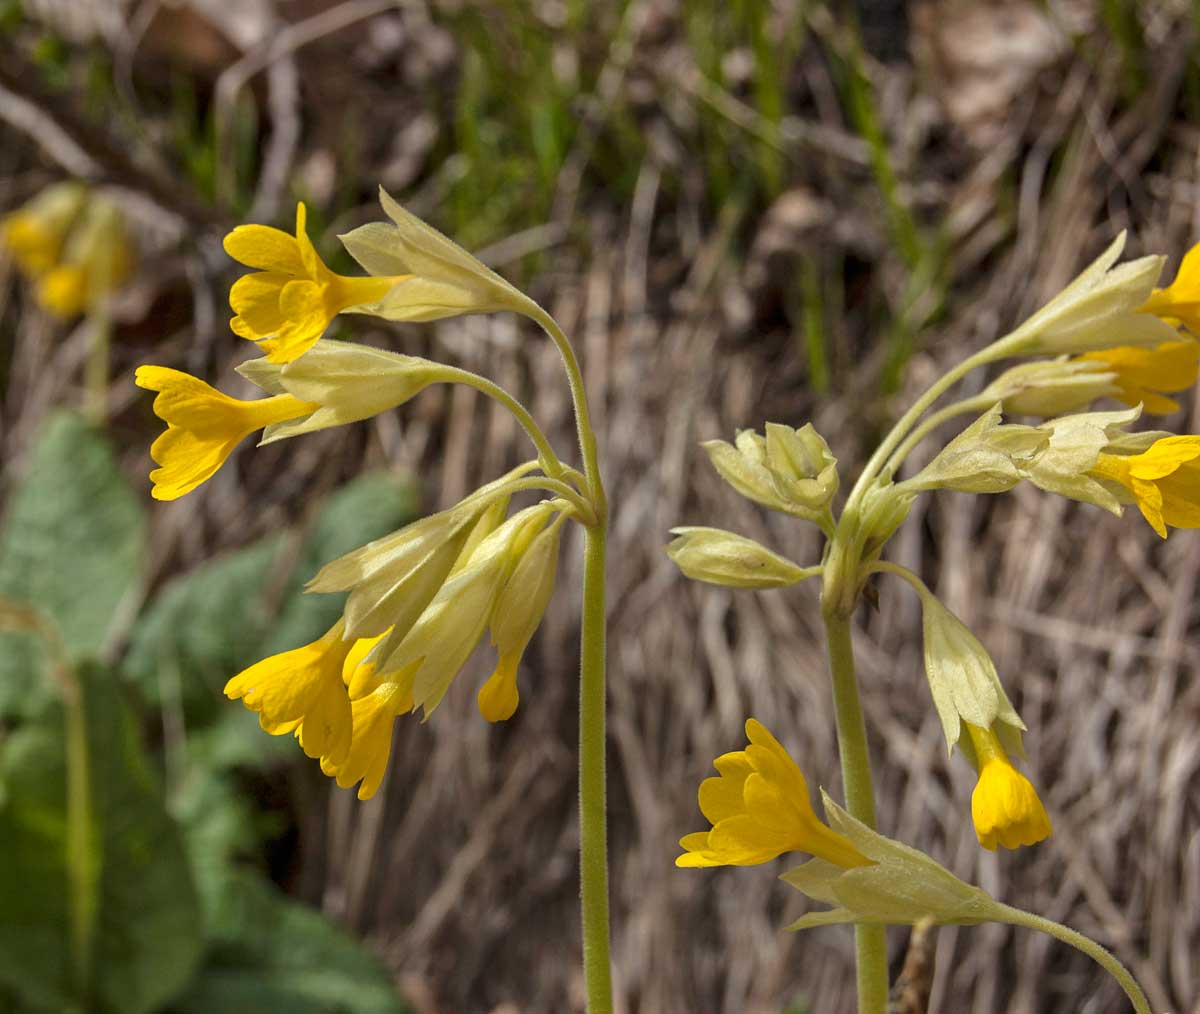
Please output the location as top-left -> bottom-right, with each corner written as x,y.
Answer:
137,190 -> 615,1012
668,231 -> 1195,1012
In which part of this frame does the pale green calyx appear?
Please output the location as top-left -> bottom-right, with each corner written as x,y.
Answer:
237,339 -> 453,444
919,589 -> 1026,756
1000,232 -> 1176,356
980,358 -> 1120,417
338,186 -> 539,323
1021,405 -> 1142,514
902,405 -> 1046,494
666,527 -> 815,589
783,793 -> 1003,929
702,423 -> 838,519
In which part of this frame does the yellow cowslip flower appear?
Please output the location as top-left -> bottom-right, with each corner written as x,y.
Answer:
1077,340 -> 1199,414
0,181 -> 86,277
677,719 -> 871,869
1141,240 -> 1200,333
963,723 -> 1051,851
224,621 -> 356,766
1091,435 -> 1200,538
321,679 -> 415,801
224,202 -> 407,364
135,365 -> 318,500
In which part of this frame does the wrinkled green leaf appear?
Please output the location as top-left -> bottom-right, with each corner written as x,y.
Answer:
0,413 -> 144,718
0,664 -> 203,1014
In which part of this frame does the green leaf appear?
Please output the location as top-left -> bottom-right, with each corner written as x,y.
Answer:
122,535 -> 286,722
0,412 -> 144,719
173,869 -> 407,1014
0,664 -> 203,1014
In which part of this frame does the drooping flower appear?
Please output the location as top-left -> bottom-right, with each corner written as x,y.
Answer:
677,719 -> 871,869
478,514 -> 565,721
666,527 -> 815,589
1077,339 -> 1199,414
224,620 -> 355,766
962,722 -> 1051,851
224,202 -> 407,363
135,365 -> 318,499
1141,240 -> 1200,333
1090,435 -> 1200,538
364,504 -> 557,719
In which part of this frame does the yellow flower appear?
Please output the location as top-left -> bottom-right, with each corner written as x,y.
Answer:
322,678 -> 415,801
0,181 -> 86,277
1141,240 -> 1200,333
224,202 -> 407,364
224,621 -> 355,766
1077,340 -> 1199,414
135,365 -> 318,500
963,723 -> 1051,851
1091,436 -> 1200,538
677,719 -> 871,869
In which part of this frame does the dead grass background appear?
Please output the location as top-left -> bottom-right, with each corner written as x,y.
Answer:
1,1 -> 1198,1012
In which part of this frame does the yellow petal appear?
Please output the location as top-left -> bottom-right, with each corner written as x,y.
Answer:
223,223 -> 305,275
477,651 -> 520,722
229,272 -> 291,337
971,757 -> 1052,850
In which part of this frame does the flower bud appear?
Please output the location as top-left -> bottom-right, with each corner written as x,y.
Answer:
666,527 -> 813,589
702,423 -> 838,518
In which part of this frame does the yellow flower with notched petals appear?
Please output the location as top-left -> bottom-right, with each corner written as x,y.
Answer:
321,677 -> 415,801
224,621 -> 355,766
677,719 -> 871,869
224,202 -> 407,364
1091,435 -> 1200,538
963,723 -> 1051,851
1141,240 -> 1200,333
1077,340 -> 1199,414
135,365 -> 318,500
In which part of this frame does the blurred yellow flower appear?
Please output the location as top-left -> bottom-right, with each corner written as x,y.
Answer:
0,181 -> 86,276
1141,240 -> 1200,333
677,719 -> 871,869
135,365 -> 317,500
225,621 -> 355,766
1091,435 -> 1200,538
224,202 -> 406,363
1077,340 -> 1199,414
964,723 -> 1051,851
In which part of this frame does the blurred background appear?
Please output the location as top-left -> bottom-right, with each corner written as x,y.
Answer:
0,1 -> 1198,1012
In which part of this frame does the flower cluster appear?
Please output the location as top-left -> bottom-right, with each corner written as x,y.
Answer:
1,181 -> 134,317
138,189 -> 597,799
671,232 -> 1200,911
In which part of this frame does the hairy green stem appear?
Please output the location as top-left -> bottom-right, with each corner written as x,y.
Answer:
820,606 -> 888,1013
442,366 -> 567,480
843,346 -> 1004,516
579,521 -> 613,1013
529,308 -> 606,513
994,904 -> 1151,1014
